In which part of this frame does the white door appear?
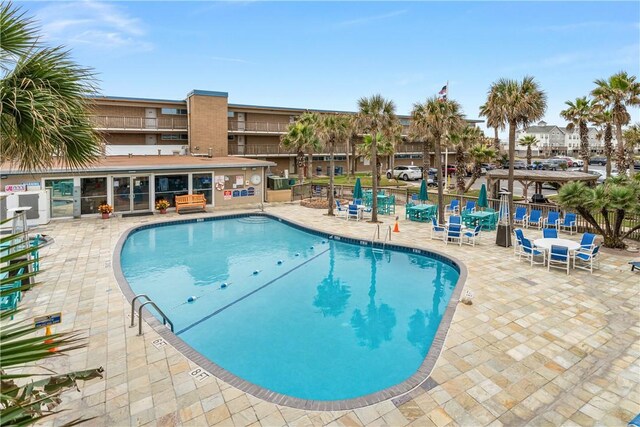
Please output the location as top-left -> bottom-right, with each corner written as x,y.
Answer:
237,135 -> 245,155
237,112 -> 245,131
145,108 -> 157,129
145,134 -> 157,145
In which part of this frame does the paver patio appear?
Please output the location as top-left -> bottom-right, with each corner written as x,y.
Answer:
11,203 -> 640,426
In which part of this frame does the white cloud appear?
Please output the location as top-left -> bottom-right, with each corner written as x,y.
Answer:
210,56 -> 253,64
336,10 -> 407,28
36,1 -> 152,53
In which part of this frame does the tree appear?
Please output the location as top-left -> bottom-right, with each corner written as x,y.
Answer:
0,3 -> 102,171
411,97 -> 465,222
519,135 -> 538,167
280,112 -> 321,184
592,72 -> 640,176
448,125 -> 483,193
464,144 -> 496,192
408,119 -> 434,181
558,177 -> 640,249
623,123 -> 640,168
479,98 -> 505,154
592,108 -> 615,177
480,77 -> 547,221
355,95 -> 399,223
317,114 -> 351,216
560,96 -> 596,172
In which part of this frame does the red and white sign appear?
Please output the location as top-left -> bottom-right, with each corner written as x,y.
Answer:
4,184 -> 26,192
223,190 -> 232,200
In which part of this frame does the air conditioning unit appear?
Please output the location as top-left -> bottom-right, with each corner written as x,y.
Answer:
228,135 -> 235,141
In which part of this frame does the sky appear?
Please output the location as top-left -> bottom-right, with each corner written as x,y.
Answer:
17,1 -> 640,134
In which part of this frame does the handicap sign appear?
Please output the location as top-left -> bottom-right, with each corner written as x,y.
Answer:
34,312 -> 62,328
240,190 -> 248,197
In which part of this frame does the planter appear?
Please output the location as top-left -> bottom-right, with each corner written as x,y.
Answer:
159,209 -> 167,214
101,213 -> 110,219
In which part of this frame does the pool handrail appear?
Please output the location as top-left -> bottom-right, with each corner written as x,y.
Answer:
131,294 -> 174,335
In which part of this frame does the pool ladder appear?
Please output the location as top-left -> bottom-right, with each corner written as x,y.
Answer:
131,294 -> 174,336
371,224 -> 392,253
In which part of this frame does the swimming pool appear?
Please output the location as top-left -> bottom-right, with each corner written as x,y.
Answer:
117,214 -> 463,407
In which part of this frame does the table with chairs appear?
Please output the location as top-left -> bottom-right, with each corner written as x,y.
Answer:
407,204 -> 437,222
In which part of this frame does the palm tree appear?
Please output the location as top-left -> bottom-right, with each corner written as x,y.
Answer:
623,123 -> 640,168
280,112 -> 321,184
317,114 -> 351,216
411,97 -> 466,222
408,119 -> 434,181
479,99 -> 505,154
519,135 -> 539,167
448,126 -> 483,193
560,96 -> 596,173
480,77 -> 547,220
357,131 -> 398,182
592,72 -> 640,176
464,144 -> 496,192
592,108 -> 615,177
355,95 -> 399,222
0,3 -> 102,171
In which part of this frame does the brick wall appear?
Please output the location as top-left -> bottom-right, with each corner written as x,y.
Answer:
188,94 -> 229,156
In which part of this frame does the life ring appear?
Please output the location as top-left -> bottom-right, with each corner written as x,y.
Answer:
215,182 -> 224,191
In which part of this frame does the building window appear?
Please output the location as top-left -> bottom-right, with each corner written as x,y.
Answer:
161,134 -> 188,140
155,175 -> 188,206
81,177 -> 107,215
228,111 -> 235,117
161,108 -> 187,115
193,173 -> 213,204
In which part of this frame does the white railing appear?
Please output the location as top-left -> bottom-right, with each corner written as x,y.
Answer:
92,116 -> 188,130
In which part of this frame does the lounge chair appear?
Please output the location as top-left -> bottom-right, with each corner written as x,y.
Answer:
548,245 -> 570,275
445,224 -> 462,246
520,237 -> 545,266
630,261 -> 640,272
527,210 -> 543,229
430,217 -> 445,240
574,245 -> 601,273
542,228 -> 558,239
558,213 -> 577,235
543,211 -> 560,229
462,225 -> 482,246
513,206 -> 528,228
445,200 -> 459,215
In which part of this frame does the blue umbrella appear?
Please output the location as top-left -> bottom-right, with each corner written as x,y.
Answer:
478,183 -> 488,208
353,177 -> 363,200
419,179 -> 428,202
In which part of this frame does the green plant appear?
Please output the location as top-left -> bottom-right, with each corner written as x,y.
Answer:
97,203 -> 113,214
155,199 -> 170,211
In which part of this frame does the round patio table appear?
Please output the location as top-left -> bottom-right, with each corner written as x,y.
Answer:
533,238 -> 580,252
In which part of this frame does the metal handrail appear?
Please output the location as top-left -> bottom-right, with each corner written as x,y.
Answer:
131,294 -> 174,335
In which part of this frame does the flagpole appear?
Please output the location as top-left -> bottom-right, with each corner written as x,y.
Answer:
445,81 -> 449,191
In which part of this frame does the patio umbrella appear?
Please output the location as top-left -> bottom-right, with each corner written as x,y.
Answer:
419,179 -> 429,202
353,177 -> 363,200
478,183 -> 488,208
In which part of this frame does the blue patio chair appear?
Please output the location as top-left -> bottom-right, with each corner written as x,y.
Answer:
542,228 -> 558,239
335,200 -> 347,218
449,215 -> 461,225
558,213 -> 577,235
548,245 -> 570,275
574,245 -> 601,273
528,210 -> 543,229
411,194 -> 418,201
513,207 -> 528,228
464,201 -> 476,213
1,267 -> 25,319
462,225 -> 482,247
445,199 -> 459,215
513,228 -> 525,256
543,211 -> 560,229
354,199 -> 363,206
445,224 -> 462,246
430,217 -> 446,240
579,232 -> 596,251
520,237 -> 545,266
347,204 -> 360,221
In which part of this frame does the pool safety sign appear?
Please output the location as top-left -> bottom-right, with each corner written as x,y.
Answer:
34,312 -> 62,328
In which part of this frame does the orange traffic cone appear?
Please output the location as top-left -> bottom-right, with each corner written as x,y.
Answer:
393,217 -> 400,233
44,325 -> 56,353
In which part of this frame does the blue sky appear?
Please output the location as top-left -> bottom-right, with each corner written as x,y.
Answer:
19,1 -> 640,132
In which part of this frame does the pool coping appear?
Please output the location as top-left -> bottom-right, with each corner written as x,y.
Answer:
112,211 -> 468,411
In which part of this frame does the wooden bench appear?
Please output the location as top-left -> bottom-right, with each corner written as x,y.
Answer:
175,194 -> 206,214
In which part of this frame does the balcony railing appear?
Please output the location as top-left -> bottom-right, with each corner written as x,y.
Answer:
92,116 -> 187,131
228,121 -> 290,133
228,143 -> 423,156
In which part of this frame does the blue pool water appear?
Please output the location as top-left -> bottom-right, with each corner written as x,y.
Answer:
120,216 -> 459,401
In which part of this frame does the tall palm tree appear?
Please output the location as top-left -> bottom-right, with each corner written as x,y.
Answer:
317,114 -> 351,216
519,135 -> 539,167
464,144 -> 496,192
355,95 -> 399,222
623,123 -> 640,167
280,112 -> 321,184
560,96 -> 596,173
357,131 -> 398,182
479,99 -> 504,153
481,77 -> 547,220
408,118 -> 434,181
0,3 -> 102,171
448,125 -> 483,193
592,72 -> 640,176
592,107 -> 615,177
411,97 -> 465,222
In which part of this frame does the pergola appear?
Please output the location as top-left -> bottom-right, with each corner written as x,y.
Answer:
485,170 -> 599,201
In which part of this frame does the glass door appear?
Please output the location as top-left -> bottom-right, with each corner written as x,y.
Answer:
45,178 -> 75,218
113,176 -> 150,213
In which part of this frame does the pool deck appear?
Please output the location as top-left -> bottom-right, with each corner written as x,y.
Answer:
13,203 -> 640,426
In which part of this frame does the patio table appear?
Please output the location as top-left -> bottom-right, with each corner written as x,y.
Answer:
407,204 -> 436,222
465,211 -> 496,229
533,238 -> 581,267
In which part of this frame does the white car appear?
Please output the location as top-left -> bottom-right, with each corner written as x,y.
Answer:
386,165 -> 422,181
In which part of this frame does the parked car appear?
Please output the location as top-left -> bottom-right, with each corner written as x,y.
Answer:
589,157 -> 607,166
546,159 -> 568,170
588,170 -> 605,184
551,156 -> 573,167
481,163 -> 497,170
513,160 -> 527,170
386,165 -> 422,181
